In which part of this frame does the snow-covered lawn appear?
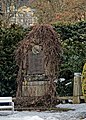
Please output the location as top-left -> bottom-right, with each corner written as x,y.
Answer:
0,103 -> 86,120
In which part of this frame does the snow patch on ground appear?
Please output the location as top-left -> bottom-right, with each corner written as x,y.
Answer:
0,103 -> 86,120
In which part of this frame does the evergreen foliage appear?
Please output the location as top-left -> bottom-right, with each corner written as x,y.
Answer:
54,21 -> 86,96
0,25 -> 29,96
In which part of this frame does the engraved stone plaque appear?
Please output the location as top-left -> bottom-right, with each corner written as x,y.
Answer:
28,51 -> 44,74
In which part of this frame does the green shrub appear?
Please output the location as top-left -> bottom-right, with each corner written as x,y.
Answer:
0,25 -> 30,96
54,21 -> 86,96
82,63 -> 86,101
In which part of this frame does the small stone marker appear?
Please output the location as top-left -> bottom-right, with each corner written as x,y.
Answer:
73,73 -> 83,104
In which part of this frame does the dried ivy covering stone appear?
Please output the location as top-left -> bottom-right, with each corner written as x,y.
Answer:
15,24 -> 62,107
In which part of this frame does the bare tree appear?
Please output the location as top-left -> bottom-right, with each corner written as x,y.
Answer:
0,0 -> 24,26
30,0 -> 86,23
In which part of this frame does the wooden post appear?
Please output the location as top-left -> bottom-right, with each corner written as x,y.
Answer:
73,73 -> 83,104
